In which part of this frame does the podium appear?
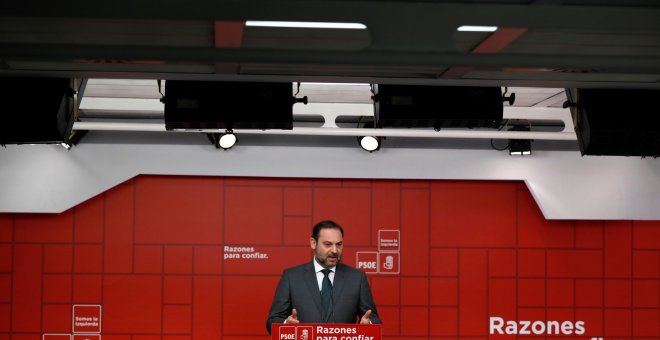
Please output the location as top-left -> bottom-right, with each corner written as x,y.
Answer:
272,324 -> 382,340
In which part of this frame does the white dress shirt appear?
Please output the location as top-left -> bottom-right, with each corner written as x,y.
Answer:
313,257 -> 336,291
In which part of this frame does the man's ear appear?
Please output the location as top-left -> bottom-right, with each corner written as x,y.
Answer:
309,237 -> 317,250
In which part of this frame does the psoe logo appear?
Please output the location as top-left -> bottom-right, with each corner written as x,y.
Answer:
278,326 -> 296,340
356,252 -> 378,273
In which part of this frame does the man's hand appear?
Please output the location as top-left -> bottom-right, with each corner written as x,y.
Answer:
286,308 -> 300,324
359,310 -> 372,324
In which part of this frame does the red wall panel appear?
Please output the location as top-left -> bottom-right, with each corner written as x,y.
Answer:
42,304 -> 71,332
0,245 -> 11,273
135,177 -> 223,245
430,249 -> 457,277
193,276 -> 222,340
488,278 -> 516,320
164,246 -> 193,274
633,250 -> 659,278
11,244 -> 42,332
0,304 -> 9,332
0,275 -> 10,303
605,221 -> 632,278
488,249 -> 516,277
104,183 -> 134,273
222,276 -> 279,335
0,215 -> 12,242
401,189 -> 429,276
431,182 -> 516,248
370,277 -> 399,306
576,279 -> 603,307
283,187 -> 312,216
225,186 -> 281,245
103,275 -> 162,333
634,220 -> 660,248
163,305 -> 192,334
517,190 -> 574,248
43,245 -> 72,273
42,274 -> 71,303
283,216 -> 312,246
133,245 -> 163,274
193,246 -> 222,275
163,275 -> 192,304
72,274 -> 102,303
14,211 -> 73,243
0,175 -> 658,340
459,250 -> 487,336
372,181 -> 400,242
74,195 -> 104,243
313,187 -> 371,246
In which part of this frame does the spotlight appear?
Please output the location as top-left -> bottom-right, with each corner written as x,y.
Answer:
207,130 -> 237,150
359,136 -> 381,152
218,131 -> 237,150
509,139 -> 532,156
508,126 -> 532,156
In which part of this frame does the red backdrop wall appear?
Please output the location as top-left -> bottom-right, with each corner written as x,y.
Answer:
0,176 -> 659,340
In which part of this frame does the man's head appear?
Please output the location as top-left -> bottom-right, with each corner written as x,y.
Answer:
310,220 -> 344,268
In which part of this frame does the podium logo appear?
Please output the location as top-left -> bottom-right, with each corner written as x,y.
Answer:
279,326 -> 296,340
297,326 -> 313,340
278,326 -> 314,340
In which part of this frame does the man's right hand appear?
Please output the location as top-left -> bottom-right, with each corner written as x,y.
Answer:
286,308 -> 300,324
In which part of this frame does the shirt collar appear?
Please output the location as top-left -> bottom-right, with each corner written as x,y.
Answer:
313,257 -> 336,273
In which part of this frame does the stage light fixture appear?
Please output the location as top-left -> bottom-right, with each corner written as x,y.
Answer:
0,77 -> 75,146
218,131 -> 237,150
372,85 -> 504,129
508,126 -> 532,156
359,136 -> 381,152
509,140 -> 532,156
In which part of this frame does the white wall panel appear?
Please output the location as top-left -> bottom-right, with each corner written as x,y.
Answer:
1,143 -> 658,219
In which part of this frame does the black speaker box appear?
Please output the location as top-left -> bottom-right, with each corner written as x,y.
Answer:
567,88 -> 660,156
0,77 -> 74,145
373,85 -> 503,129
164,81 -> 294,130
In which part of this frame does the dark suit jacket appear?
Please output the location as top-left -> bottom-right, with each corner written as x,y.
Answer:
266,261 -> 381,334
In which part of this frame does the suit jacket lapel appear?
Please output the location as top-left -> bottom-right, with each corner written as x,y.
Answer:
304,261 -> 324,318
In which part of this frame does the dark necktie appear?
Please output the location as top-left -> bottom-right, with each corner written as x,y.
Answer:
321,269 -> 332,314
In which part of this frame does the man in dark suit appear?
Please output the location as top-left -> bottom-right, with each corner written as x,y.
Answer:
266,220 -> 381,334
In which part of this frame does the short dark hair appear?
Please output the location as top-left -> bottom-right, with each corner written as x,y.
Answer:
312,220 -> 344,241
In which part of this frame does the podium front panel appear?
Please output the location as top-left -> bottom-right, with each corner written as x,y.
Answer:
272,324 -> 381,340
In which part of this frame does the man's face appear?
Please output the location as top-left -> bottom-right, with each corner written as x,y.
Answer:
310,228 -> 343,268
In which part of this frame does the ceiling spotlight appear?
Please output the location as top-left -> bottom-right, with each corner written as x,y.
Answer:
509,139 -> 532,156
359,136 -> 381,152
508,126 -> 532,156
218,131 -> 237,150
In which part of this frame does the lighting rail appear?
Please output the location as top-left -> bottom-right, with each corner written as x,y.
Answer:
73,107 -> 576,141
72,122 -> 575,140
